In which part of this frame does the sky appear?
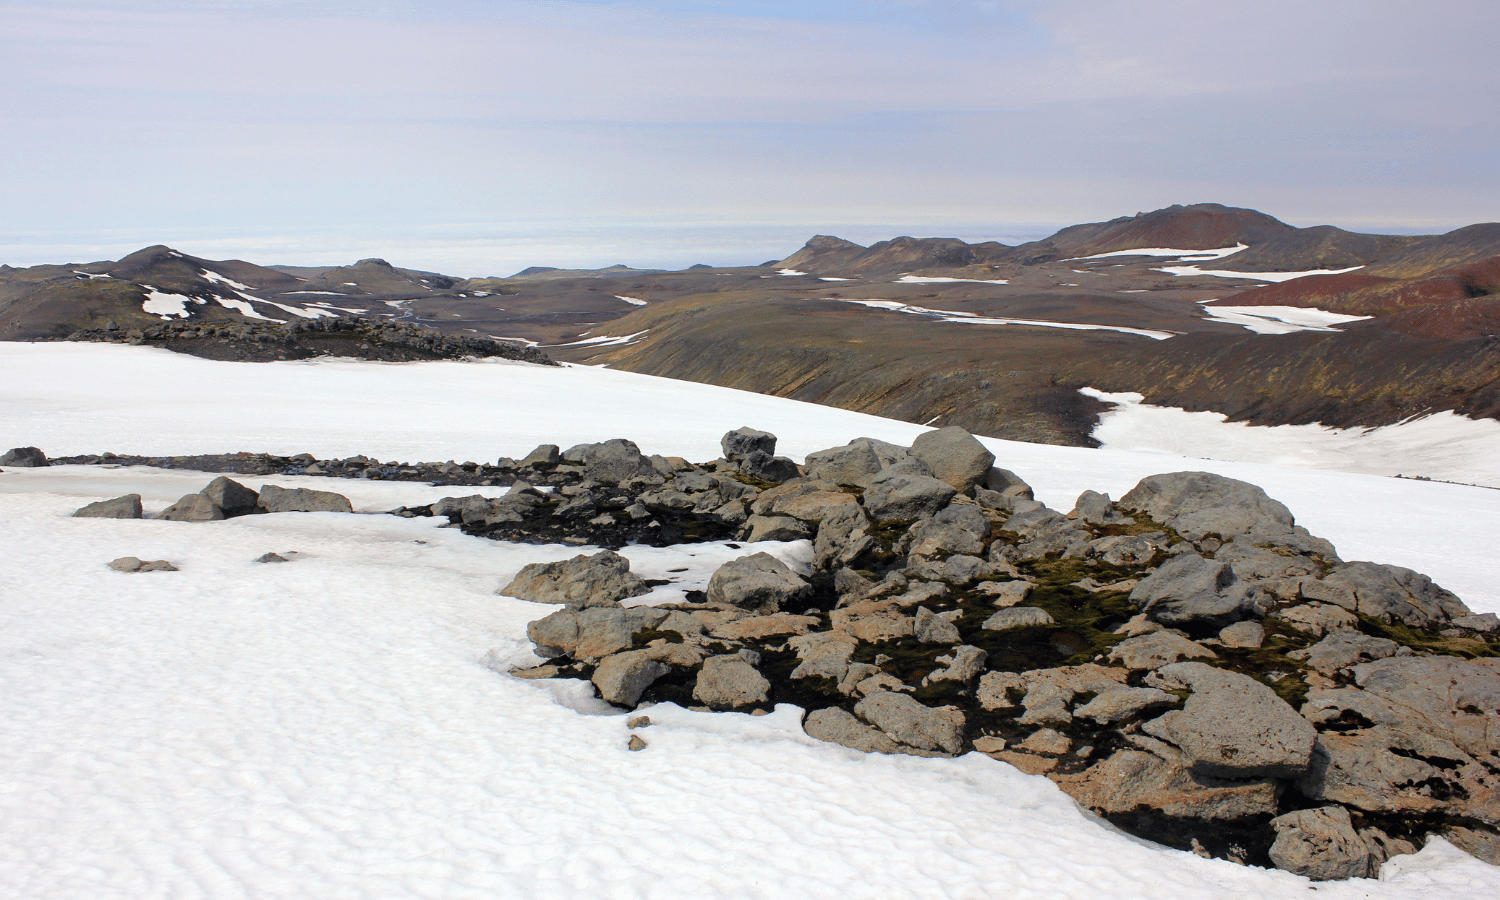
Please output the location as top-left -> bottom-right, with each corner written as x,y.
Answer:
2,0 -> 1497,276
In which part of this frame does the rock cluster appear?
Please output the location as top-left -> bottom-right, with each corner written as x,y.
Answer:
74,475 -> 354,521
63,315 -> 556,366
504,427 -> 1500,879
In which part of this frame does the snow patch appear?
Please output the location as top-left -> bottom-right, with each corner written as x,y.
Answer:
895,274 -> 1009,284
819,276 -> 854,281
1072,244 -> 1248,261
615,295 -> 648,306
140,287 -> 191,319
200,269 -> 254,291
548,330 -> 649,348
214,291 -> 285,323
843,300 -> 1174,340
1201,304 -> 1372,334
776,268 -> 807,276
1156,264 -> 1364,282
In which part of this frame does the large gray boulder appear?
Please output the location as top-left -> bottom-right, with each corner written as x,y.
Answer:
155,493 -> 224,521
813,502 -> 875,571
742,515 -> 810,542
201,476 -> 260,517
693,654 -> 771,709
73,494 -> 143,519
803,707 -> 903,754
1269,807 -> 1374,881
0,447 -> 47,467
853,691 -> 965,756
803,441 -> 883,486
1143,662 -> 1317,779
583,439 -> 657,484
592,650 -> 669,707
528,607 -> 671,661
257,484 -> 353,513
501,550 -> 650,609
1066,743 -> 1279,822
1128,552 -> 1260,628
909,427 -> 995,493
721,427 -> 777,461
861,470 -> 957,523
1070,490 -> 1130,526
738,449 -> 801,483
706,552 -> 810,613
1303,561 -> 1470,628
519,444 -> 561,467
1118,471 -> 1296,540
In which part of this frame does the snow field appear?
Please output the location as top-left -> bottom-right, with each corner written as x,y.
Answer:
841,299 -> 1174,339
1198,304 -> 1371,334
1155,264 -> 1365,282
3,482 -> 1497,899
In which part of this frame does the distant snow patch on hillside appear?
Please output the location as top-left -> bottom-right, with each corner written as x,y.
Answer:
200,269 -> 254,292
1082,387 -> 1500,489
1156,264 -> 1364,282
548,330 -> 648,348
1200,304 -> 1371,334
1072,244 -> 1247,261
896,274 -> 1009,284
776,268 -> 807,276
843,299 -> 1174,339
140,287 -> 192,319
213,291 -> 284,323
615,295 -> 648,306
819,276 -> 853,281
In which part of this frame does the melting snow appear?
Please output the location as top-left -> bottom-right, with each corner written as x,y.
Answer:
73,270 -> 112,280
1155,264 -> 1364,282
843,300 -> 1174,340
1071,244 -> 1248,261
777,268 -> 807,276
214,291 -> 285,323
1,343 -> 1499,899
1200,304 -> 1372,334
819,276 -> 854,281
548,330 -> 649,348
895,274 -> 1009,284
140,287 -> 191,319
200,269 -> 254,292
615,295 -> 648,306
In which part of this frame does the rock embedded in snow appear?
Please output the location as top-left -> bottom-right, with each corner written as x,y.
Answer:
107,556 -> 178,573
503,550 -> 650,610
0,446 -> 47,467
592,650 -> 670,707
692,654 -> 771,709
257,484 -> 353,514
201,476 -> 260,517
908,427 -> 995,493
1268,806 -> 1373,881
852,691 -> 965,756
155,492 -> 225,521
72,494 -> 143,519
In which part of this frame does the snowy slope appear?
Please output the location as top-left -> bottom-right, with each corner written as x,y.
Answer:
2,342 -> 1500,899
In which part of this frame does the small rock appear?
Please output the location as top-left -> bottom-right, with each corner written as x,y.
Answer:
628,735 -> 648,751
255,552 -> 290,564
981,607 -> 1055,631
693,654 -> 771,709
706,552 -> 810,613
1218,620 -> 1265,649
973,735 -> 1008,754
1108,630 -> 1217,671
108,556 -> 178,573
1269,806 -> 1373,880
73,494 -> 143,519
627,715 -> 651,729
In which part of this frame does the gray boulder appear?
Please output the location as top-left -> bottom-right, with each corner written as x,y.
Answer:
981,606 -> 1054,631
813,502 -> 875,571
201,476 -> 260,517
861,470 -> 957,523
980,466 -> 1034,502
583,439 -> 657,484
854,691 -> 965,756
739,449 -> 801,484
787,631 -> 858,682
1143,662 -> 1317,779
804,707 -> 903,754
706,552 -> 810,613
1218,620 -> 1265,649
156,493 -> 224,521
927,645 -> 988,684
0,446 -> 47,467
909,427 -> 995,493
1073,687 -> 1181,724
1303,561 -> 1470,628
913,607 -> 961,643
1289,633 -> 1399,674
1066,743 -> 1279,822
1118,471 -> 1296,540
1128,552 -> 1260,628
803,441 -> 883,486
519,444 -> 561,467
592,650 -> 669,707
73,494 -> 143,519
1108,631 -> 1218,670
1269,807 -> 1373,881
742,515 -> 810,542
257,484 -> 353,513
721,427 -> 777,461
693,654 -> 771,709
501,549 -> 651,609
1070,490 -> 1130,526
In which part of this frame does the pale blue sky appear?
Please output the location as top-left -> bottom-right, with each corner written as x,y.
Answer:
2,0 -> 1496,275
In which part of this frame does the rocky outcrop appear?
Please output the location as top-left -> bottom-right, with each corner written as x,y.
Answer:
0,447 -> 47,467
481,426 -> 1496,879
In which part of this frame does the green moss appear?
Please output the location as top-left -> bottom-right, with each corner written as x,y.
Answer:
1355,613 -> 1499,659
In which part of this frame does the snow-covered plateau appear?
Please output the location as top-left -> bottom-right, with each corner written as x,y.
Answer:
2,342 -> 1499,899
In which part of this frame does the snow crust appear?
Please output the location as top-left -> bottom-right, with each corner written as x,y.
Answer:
1155,264 -> 1364,282
844,299 -> 1174,339
2,342 -> 1500,897
1071,244 -> 1248,261
1199,304 -> 1372,334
